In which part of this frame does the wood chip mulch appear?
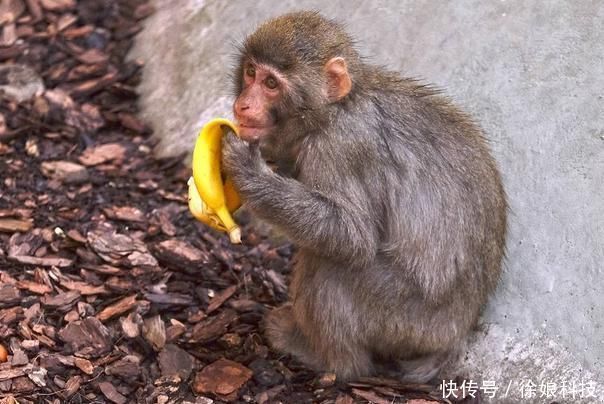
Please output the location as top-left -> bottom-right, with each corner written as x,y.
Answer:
0,0 -> 473,403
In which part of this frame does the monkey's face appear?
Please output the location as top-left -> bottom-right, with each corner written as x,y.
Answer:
233,61 -> 286,142
233,57 -> 353,144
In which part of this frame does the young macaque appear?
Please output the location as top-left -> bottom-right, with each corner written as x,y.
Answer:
222,11 -> 507,383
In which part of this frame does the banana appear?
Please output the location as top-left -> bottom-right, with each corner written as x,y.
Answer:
188,118 -> 242,244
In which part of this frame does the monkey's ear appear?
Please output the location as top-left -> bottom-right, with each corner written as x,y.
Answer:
325,57 -> 352,102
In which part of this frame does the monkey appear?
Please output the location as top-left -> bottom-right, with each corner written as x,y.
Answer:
222,11 -> 507,383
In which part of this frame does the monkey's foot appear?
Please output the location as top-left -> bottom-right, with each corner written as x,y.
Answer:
374,352 -> 449,384
264,304 -> 322,369
264,304 -> 373,380
264,304 -> 299,352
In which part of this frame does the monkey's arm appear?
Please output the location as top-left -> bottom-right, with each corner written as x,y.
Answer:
223,135 -> 377,266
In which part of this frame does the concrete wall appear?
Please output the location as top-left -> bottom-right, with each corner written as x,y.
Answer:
131,1 -> 604,402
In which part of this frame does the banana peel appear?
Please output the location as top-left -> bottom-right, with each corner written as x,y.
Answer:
188,118 -> 242,244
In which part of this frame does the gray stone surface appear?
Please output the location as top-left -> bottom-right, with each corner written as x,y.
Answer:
131,1 -> 604,402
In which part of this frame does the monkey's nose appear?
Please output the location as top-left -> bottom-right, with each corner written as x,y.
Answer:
235,100 -> 249,112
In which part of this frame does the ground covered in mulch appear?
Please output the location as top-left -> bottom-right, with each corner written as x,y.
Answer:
0,1 -> 472,403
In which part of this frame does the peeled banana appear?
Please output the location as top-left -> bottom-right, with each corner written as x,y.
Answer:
188,118 -> 242,244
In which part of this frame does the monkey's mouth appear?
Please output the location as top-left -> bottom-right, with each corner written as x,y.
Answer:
237,124 -> 274,141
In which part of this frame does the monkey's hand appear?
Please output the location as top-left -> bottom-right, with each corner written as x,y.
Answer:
222,133 -> 272,185
222,133 -> 377,267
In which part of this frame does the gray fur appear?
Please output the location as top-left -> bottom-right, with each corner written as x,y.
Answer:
223,11 -> 507,383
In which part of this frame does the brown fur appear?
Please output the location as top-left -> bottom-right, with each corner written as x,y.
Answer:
222,11 -> 507,382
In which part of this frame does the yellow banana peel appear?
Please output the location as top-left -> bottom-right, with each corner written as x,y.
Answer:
188,118 -> 242,244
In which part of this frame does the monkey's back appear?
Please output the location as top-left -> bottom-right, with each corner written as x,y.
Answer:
376,77 -> 506,341
297,73 -> 507,354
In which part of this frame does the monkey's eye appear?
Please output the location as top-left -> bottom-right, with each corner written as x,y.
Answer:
265,76 -> 278,90
245,66 -> 256,77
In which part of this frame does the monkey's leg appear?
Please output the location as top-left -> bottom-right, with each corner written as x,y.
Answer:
265,291 -> 373,380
